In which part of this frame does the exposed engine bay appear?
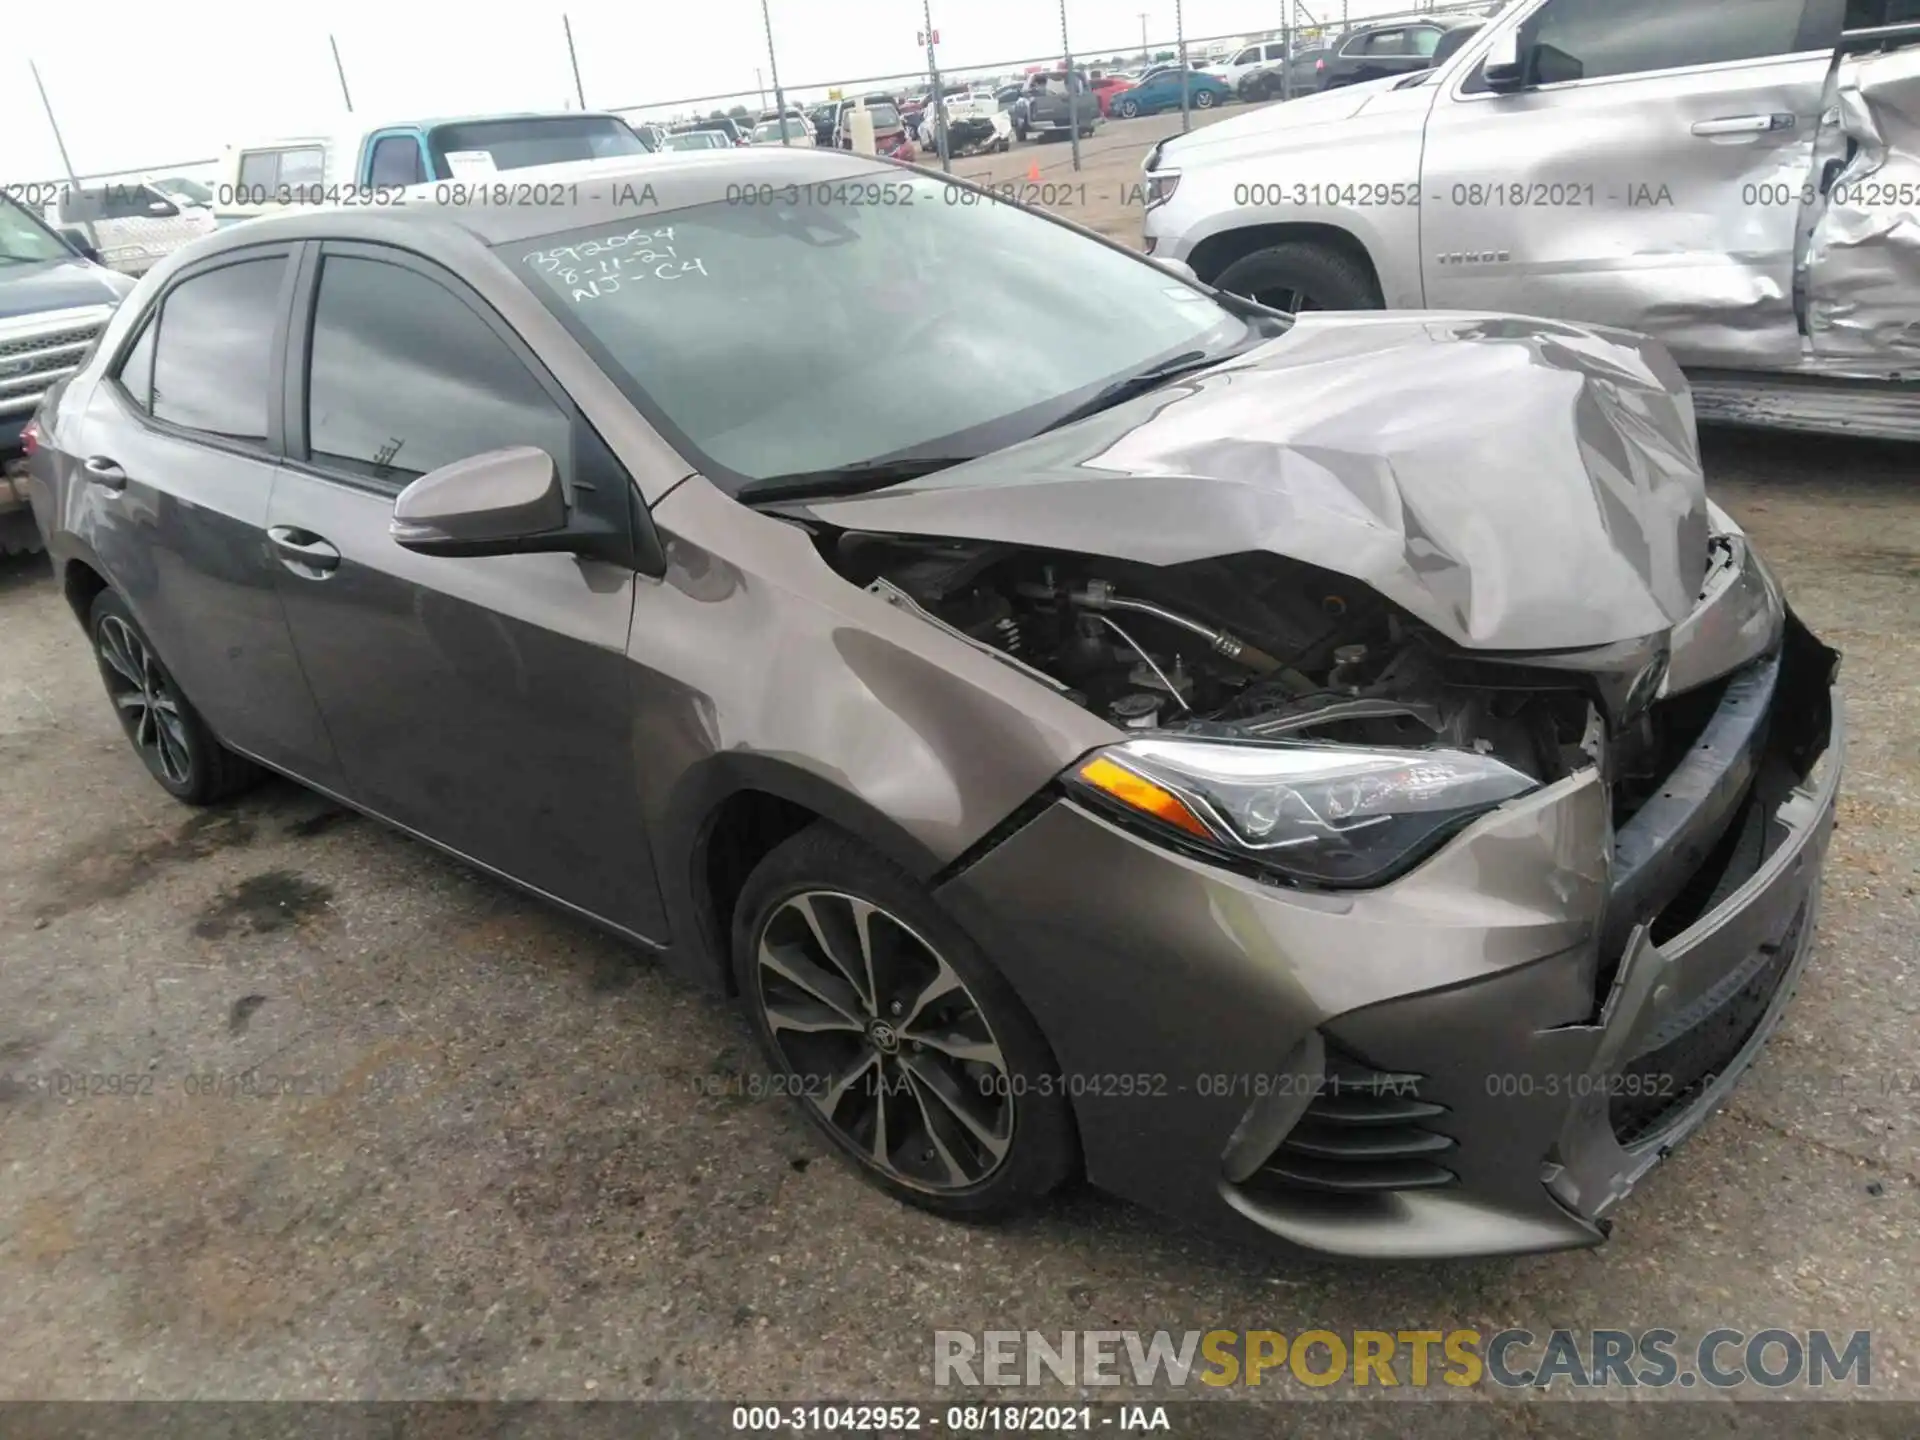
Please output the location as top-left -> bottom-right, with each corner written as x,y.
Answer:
827,532 -> 1607,790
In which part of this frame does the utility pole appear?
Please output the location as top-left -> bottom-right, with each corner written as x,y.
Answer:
1138,11 -> 1149,64
329,34 -> 354,113
759,0 -> 791,144
756,67 -> 767,110
562,15 -> 586,109
27,59 -> 94,254
1176,0 -> 1190,133
1060,0 -> 1082,172
922,0 -> 951,172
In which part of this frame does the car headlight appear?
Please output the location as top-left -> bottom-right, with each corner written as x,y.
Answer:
1064,738 -> 1538,887
1145,171 -> 1181,209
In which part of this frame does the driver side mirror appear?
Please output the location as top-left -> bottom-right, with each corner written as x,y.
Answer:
1481,28 -> 1529,91
1153,256 -> 1201,284
391,446 -> 573,558
147,199 -> 179,216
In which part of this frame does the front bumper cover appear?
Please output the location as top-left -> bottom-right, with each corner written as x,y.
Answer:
937,612 -> 1842,1259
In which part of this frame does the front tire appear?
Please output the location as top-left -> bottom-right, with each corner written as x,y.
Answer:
89,589 -> 261,805
1116,97 -> 1140,119
732,824 -> 1077,1219
1213,240 -> 1382,313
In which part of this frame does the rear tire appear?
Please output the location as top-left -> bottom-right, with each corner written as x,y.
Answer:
1116,97 -> 1140,119
1213,240 -> 1381,313
731,823 -> 1077,1219
1195,89 -> 1217,109
89,588 -> 262,805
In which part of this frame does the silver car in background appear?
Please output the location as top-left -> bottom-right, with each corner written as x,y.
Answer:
23,148 -> 1842,1259
1145,1 -> 1920,439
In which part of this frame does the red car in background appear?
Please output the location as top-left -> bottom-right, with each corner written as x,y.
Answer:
1090,75 -> 1135,116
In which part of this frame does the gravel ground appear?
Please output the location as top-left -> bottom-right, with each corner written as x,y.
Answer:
0,124 -> 1915,1422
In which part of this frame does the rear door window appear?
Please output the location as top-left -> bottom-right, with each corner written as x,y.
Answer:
149,256 -> 288,440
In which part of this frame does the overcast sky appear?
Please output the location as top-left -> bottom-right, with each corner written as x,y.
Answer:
4,0 -> 1429,180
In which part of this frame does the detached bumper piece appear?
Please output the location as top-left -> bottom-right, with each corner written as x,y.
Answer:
1221,612 -> 1842,1259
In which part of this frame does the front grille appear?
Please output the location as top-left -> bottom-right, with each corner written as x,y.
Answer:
1610,900 -> 1807,1145
1256,1051 -> 1457,1193
0,315 -> 110,421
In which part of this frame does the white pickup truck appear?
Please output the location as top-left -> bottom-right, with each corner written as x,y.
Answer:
1143,1 -> 1920,440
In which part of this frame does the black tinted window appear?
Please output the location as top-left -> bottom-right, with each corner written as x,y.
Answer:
426,117 -> 649,174
1513,0 -> 1813,83
368,136 -> 425,187
117,319 -> 156,411
306,256 -> 571,485
151,257 -> 286,439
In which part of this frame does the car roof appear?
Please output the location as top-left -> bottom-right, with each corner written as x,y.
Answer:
230,112 -> 636,151
180,149 -> 903,252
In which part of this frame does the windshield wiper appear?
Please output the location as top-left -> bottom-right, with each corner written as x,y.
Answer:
1037,349 -> 1227,434
738,455 -> 971,503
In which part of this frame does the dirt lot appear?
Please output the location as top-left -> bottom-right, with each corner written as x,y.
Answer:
1,110 -> 1917,1424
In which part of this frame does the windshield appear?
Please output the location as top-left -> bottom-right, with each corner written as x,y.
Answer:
0,196 -> 75,264
753,119 -> 807,141
664,132 -> 725,150
426,116 -> 654,173
503,170 -> 1253,492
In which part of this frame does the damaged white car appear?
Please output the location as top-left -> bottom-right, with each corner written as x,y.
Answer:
1144,2 -> 1920,440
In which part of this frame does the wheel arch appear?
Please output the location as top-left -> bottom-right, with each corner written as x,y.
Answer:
658,752 -> 949,996
1186,221 -> 1386,302
62,555 -> 111,631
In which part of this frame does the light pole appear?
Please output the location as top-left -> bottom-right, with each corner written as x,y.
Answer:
27,59 -> 94,254
562,15 -> 586,110
1280,1 -> 1293,101
1176,0 -> 1190,133
329,34 -> 354,113
922,0 -> 951,172
758,0 -> 791,145
1060,0 -> 1081,173
1138,11 -> 1149,65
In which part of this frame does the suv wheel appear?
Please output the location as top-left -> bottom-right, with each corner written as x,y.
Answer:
1213,240 -> 1382,313
732,824 -> 1077,1218
90,589 -> 260,805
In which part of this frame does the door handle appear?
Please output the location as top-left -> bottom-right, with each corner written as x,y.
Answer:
82,455 -> 127,491
268,525 -> 341,576
1691,113 -> 1795,137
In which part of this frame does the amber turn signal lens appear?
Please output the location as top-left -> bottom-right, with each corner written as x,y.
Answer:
1076,755 -> 1213,840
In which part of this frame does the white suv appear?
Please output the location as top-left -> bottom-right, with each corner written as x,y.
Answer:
1142,0 -> 1920,441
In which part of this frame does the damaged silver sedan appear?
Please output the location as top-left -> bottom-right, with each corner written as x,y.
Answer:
25,146 -> 1842,1258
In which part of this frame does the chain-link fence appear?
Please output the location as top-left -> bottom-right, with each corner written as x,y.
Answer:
16,0 -> 1495,188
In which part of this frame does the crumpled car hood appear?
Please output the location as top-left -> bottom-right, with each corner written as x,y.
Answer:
799,312 -> 1711,653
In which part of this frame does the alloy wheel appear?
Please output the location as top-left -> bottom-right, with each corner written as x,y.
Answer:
754,890 -> 1014,1192
97,614 -> 192,786
1196,89 -> 1216,108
